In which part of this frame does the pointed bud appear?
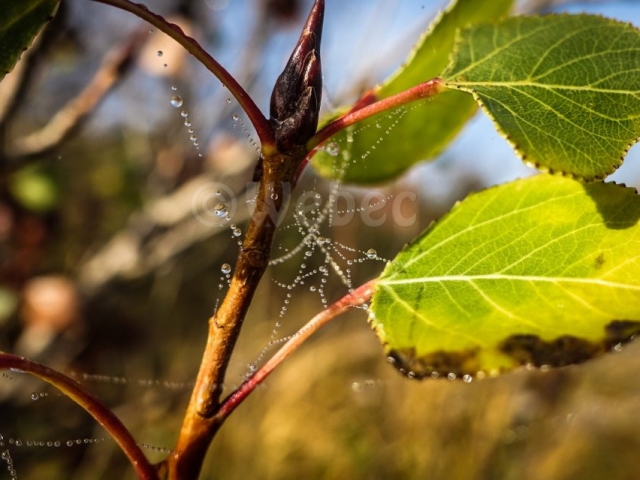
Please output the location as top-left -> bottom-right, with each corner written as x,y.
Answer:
269,0 -> 324,150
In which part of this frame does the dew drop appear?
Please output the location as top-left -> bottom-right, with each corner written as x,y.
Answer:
66,440 -> 73,447
221,263 -> 231,274
325,142 -> 340,156
232,114 -> 239,122
170,96 -> 184,108
232,228 -> 241,237
214,203 -> 229,218
30,392 -> 39,401
171,85 -> 177,91
366,248 -> 377,259
226,98 -> 232,104
189,134 -> 198,142
184,120 -> 192,127
180,110 -> 189,118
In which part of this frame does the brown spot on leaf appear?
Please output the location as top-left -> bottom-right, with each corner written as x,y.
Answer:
500,320 -> 640,369
388,347 -> 480,380
594,253 -> 605,269
499,334 -> 600,367
605,320 -> 640,347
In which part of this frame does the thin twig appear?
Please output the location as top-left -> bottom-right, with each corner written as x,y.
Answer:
90,0 -> 276,152
6,28 -> 147,160
0,354 -> 158,480
297,78 -> 445,181
215,279 -> 376,422
307,78 -> 445,152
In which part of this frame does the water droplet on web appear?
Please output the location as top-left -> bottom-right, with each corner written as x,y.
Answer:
189,134 -> 198,142
232,114 -> 239,122
214,203 -> 229,218
180,110 -> 189,118
366,248 -> 377,259
156,50 -> 163,57
226,98 -> 232,104
171,85 -> 177,91
30,392 -> 39,401
325,142 -> 340,156
232,228 -> 241,237
170,96 -> 183,108
221,263 -> 232,274
184,120 -> 192,127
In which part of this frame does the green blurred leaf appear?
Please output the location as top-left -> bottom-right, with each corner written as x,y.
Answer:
0,0 -> 59,82
370,175 -> 640,379
312,0 -> 514,184
10,167 -> 59,212
443,14 -> 640,180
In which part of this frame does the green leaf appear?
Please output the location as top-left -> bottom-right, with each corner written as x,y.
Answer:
443,14 -> 640,180
0,0 -> 59,83
312,0 -> 514,184
370,175 -> 640,379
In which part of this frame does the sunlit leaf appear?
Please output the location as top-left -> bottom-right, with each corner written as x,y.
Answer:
0,0 -> 59,83
443,14 -> 640,180
370,175 -> 640,379
312,0 -> 513,184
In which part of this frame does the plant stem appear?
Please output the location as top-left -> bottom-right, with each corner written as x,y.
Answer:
0,354 -> 158,480
90,0 -> 277,153
215,279 -> 376,423
296,78 -> 445,181
164,147 -> 306,480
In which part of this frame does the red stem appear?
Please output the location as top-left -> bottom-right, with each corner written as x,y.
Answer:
296,78 -> 445,182
0,354 -> 158,479
214,279 -> 376,422
90,0 -> 277,153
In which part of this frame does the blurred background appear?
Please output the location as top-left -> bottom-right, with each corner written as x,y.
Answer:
1,0 -> 640,478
